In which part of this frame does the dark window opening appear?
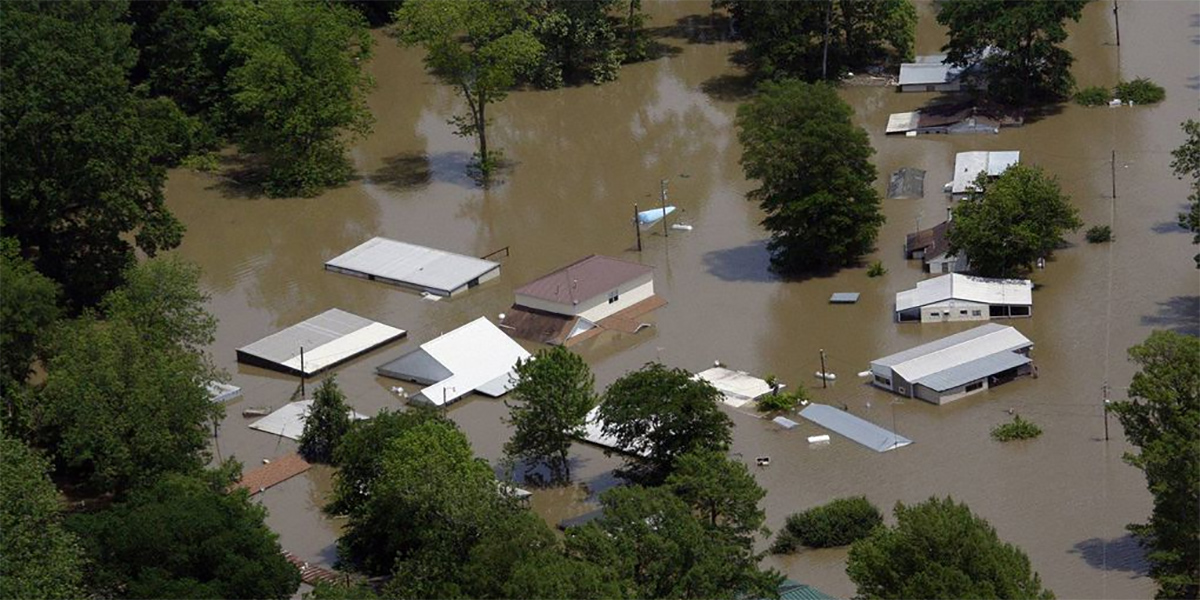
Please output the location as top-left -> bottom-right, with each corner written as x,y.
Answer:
965,381 -> 984,392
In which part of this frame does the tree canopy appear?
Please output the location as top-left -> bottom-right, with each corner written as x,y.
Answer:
1171,119 -> 1200,267
948,164 -> 1082,278
847,496 -> 1055,599
736,80 -> 884,274
504,346 -> 596,483
936,0 -> 1087,105
67,474 -> 300,599
0,434 -> 84,600
1109,331 -> 1200,599
0,237 -> 60,428
665,449 -> 767,542
299,377 -> 354,464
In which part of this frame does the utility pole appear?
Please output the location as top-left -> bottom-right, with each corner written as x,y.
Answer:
1103,382 -> 1111,442
299,346 -> 306,399
1111,150 -> 1117,202
1113,1 -> 1120,47
819,348 -> 828,389
660,179 -> 669,237
633,203 -> 642,251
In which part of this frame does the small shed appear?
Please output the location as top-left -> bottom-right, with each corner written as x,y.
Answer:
870,323 -> 1034,404
236,309 -> 406,376
830,292 -> 860,304
887,168 -> 925,199
695,367 -> 778,408
950,151 -> 1019,197
798,404 -> 911,452
325,237 -> 500,297
895,274 -> 1033,323
207,381 -> 242,403
897,53 -> 987,93
376,317 -> 529,407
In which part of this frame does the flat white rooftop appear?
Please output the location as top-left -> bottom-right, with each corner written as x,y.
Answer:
799,404 -> 912,452
248,400 -> 369,441
695,367 -> 777,408
951,151 -> 1019,194
377,317 -> 530,406
325,237 -> 500,297
896,274 -> 1032,312
236,309 -> 406,377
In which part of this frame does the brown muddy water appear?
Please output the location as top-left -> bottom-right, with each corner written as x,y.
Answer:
165,2 -> 1198,598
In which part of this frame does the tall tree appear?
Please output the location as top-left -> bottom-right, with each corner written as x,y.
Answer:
1109,331 -> 1200,599
936,0 -> 1087,105
504,346 -> 595,483
948,164 -> 1082,278
529,0 -> 625,87
0,434 -> 84,600
299,376 -> 354,464
566,485 -> 781,599
1,1 -> 184,307
1171,119 -> 1200,268
847,496 -> 1055,600
599,362 -> 733,484
665,449 -> 767,542
67,474 -> 300,599
395,0 -> 544,180
215,0 -> 375,197
0,237 -> 60,431
736,80 -> 884,274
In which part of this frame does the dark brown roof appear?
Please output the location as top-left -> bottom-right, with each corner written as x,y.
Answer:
906,220 -> 952,258
514,255 -> 653,305
501,306 -> 577,346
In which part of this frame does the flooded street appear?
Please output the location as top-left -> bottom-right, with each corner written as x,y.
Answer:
165,2 -> 1197,598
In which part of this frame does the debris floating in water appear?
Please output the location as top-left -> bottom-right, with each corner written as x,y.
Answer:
815,371 -> 837,381
670,223 -> 693,231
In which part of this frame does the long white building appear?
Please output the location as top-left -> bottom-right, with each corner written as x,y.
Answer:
896,274 -> 1032,323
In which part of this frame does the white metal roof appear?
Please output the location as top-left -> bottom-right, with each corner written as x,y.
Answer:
401,317 -> 530,406
898,61 -> 956,86
579,406 -> 650,457
895,274 -> 1032,312
872,324 -> 1032,384
886,111 -> 920,134
248,400 -> 368,441
206,381 -> 242,403
951,151 -> 1019,194
695,367 -> 775,408
237,309 -> 406,376
799,404 -> 911,452
325,237 -> 499,296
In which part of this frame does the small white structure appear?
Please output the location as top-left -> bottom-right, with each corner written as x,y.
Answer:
870,323 -> 1034,405
898,54 -> 966,93
236,309 -> 406,376
325,237 -> 500,297
249,400 -> 368,441
376,317 -> 530,407
580,406 -> 650,457
206,381 -> 242,403
950,151 -> 1019,197
896,274 -> 1033,323
695,367 -> 779,408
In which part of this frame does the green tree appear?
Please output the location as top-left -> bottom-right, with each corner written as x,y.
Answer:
1109,331 -> 1200,599
67,474 -> 300,599
665,449 -> 767,541
772,496 -> 882,552
529,0 -> 626,87
1171,119 -> 1200,267
936,0 -> 1087,105
721,0 -> 915,81
395,0 -> 544,180
949,164 -> 1082,278
37,259 -> 222,495
0,237 -> 60,431
847,496 -> 1054,600
736,80 -> 884,274
1,1 -> 185,307
0,434 -> 84,600
299,377 -> 354,464
504,346 -> 595,483
304,581 -> 380,600
567,485 -> 781,599
214,0 -> 374,197
599,362 -> 733,485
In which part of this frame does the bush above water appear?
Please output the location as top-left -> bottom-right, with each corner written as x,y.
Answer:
771,496 -> 883,552
1115,78 -> 1165,105
1073,85 -> 1110,107
990,415 -> 1043,442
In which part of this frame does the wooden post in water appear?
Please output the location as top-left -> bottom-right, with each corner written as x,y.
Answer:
660,179 -> 669,237
1102,382 -> 1111,442
1113,1 -> 1120,47
299,346 -> 306,399
819,348 -> 828,389
634,203 -> 642,251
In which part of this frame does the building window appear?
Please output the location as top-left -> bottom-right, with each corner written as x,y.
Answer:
898,386 -> 907,395
607,290 -> 619,304
929,311 -> 940,317
972,310 -> 982,316
965,381 -> 984,392
959,310 -> 968,315
1011,306 -> 1030,316
874,375 -> 891,387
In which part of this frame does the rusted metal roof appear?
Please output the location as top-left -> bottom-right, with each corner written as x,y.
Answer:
231,453 -> 312,495
905,220 -> 952,258
515,255 -> 652,306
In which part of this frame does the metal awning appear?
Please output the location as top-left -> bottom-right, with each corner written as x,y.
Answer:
799,404 -> 911,452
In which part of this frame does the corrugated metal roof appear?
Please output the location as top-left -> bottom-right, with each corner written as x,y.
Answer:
952,151 -> 1019,194
695,367 -> 774,407
898,61 -> 958,86
830,292 -> 860,304
887,168 -> 925,199
886,111 -> 920,134
777,580 -> 839,600
325,237 -> 499,296
376,348 -> 453,384
896,273 -> 1032,312
872,324 -> 1032,383
799,404 -> 912,452
905,220 -> 951,258
249,400 -> 368,441
916,351 -> 1031,392
514,255 -> 652,306
237,309 -> 406,376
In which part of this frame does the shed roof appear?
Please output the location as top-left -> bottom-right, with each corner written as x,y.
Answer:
896,273 -> 1032,312
249,400 -> 368,441
886,111 -> 920,134
952,151 -> 1019,194
580,406 -> 650,457
207,381 -> 242,403
872,324 -> 1033,383
798,404 -> 912,452
898,59 -> 960,86
515,255 -> 652,306
917,351 -> 1031,392
887,168 -> 925,199
325,237 -> 499,296
905,221 -> 952,259
776,580 -> 839,600
830,292 -> 861,304
695,367 -> 775,407
236,309 -> 406,376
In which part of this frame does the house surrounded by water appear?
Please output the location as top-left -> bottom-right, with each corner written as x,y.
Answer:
904,220 -> 968,274
948,150 -> 1020,198
895,273 -> 1033,323
869,323 -> 1034,404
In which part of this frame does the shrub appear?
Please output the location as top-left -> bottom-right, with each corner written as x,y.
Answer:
1115,78 -> 1165,105
1073,85 -> 1110,107
867,260 -> 887,277
1085,224 -> 1113,243
757,388 -> 809,413
990,415 -> 1043,442
771,496 -> 883,552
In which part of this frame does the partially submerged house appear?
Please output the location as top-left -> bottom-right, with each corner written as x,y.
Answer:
869,323 -> 1034,405
897,54 -> 971,93
895,274 -> 1033,323
325,237 -> 500,297
904,220 -> 967,274
376,317 -> 529,407
949,150 -> 1019,198
886,105 -> 1022,136
501,255 -> 664,346
694,367 -> 780,408
236,309 -> 407,376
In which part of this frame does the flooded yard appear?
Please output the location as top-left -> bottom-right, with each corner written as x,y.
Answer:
166,2 -> 1197,597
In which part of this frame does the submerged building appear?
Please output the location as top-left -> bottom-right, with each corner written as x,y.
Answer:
895,273 -> 1033,323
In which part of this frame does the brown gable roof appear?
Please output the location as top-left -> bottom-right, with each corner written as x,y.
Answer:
514,255 -> 653,305
906,220 -> 953,258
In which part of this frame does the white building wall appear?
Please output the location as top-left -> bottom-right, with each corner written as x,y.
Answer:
916,379 -> 989,405
514,272 -> 655,321
920,301 -> 989,323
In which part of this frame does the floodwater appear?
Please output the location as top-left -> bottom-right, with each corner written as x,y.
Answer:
165,2 -> 1198,598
